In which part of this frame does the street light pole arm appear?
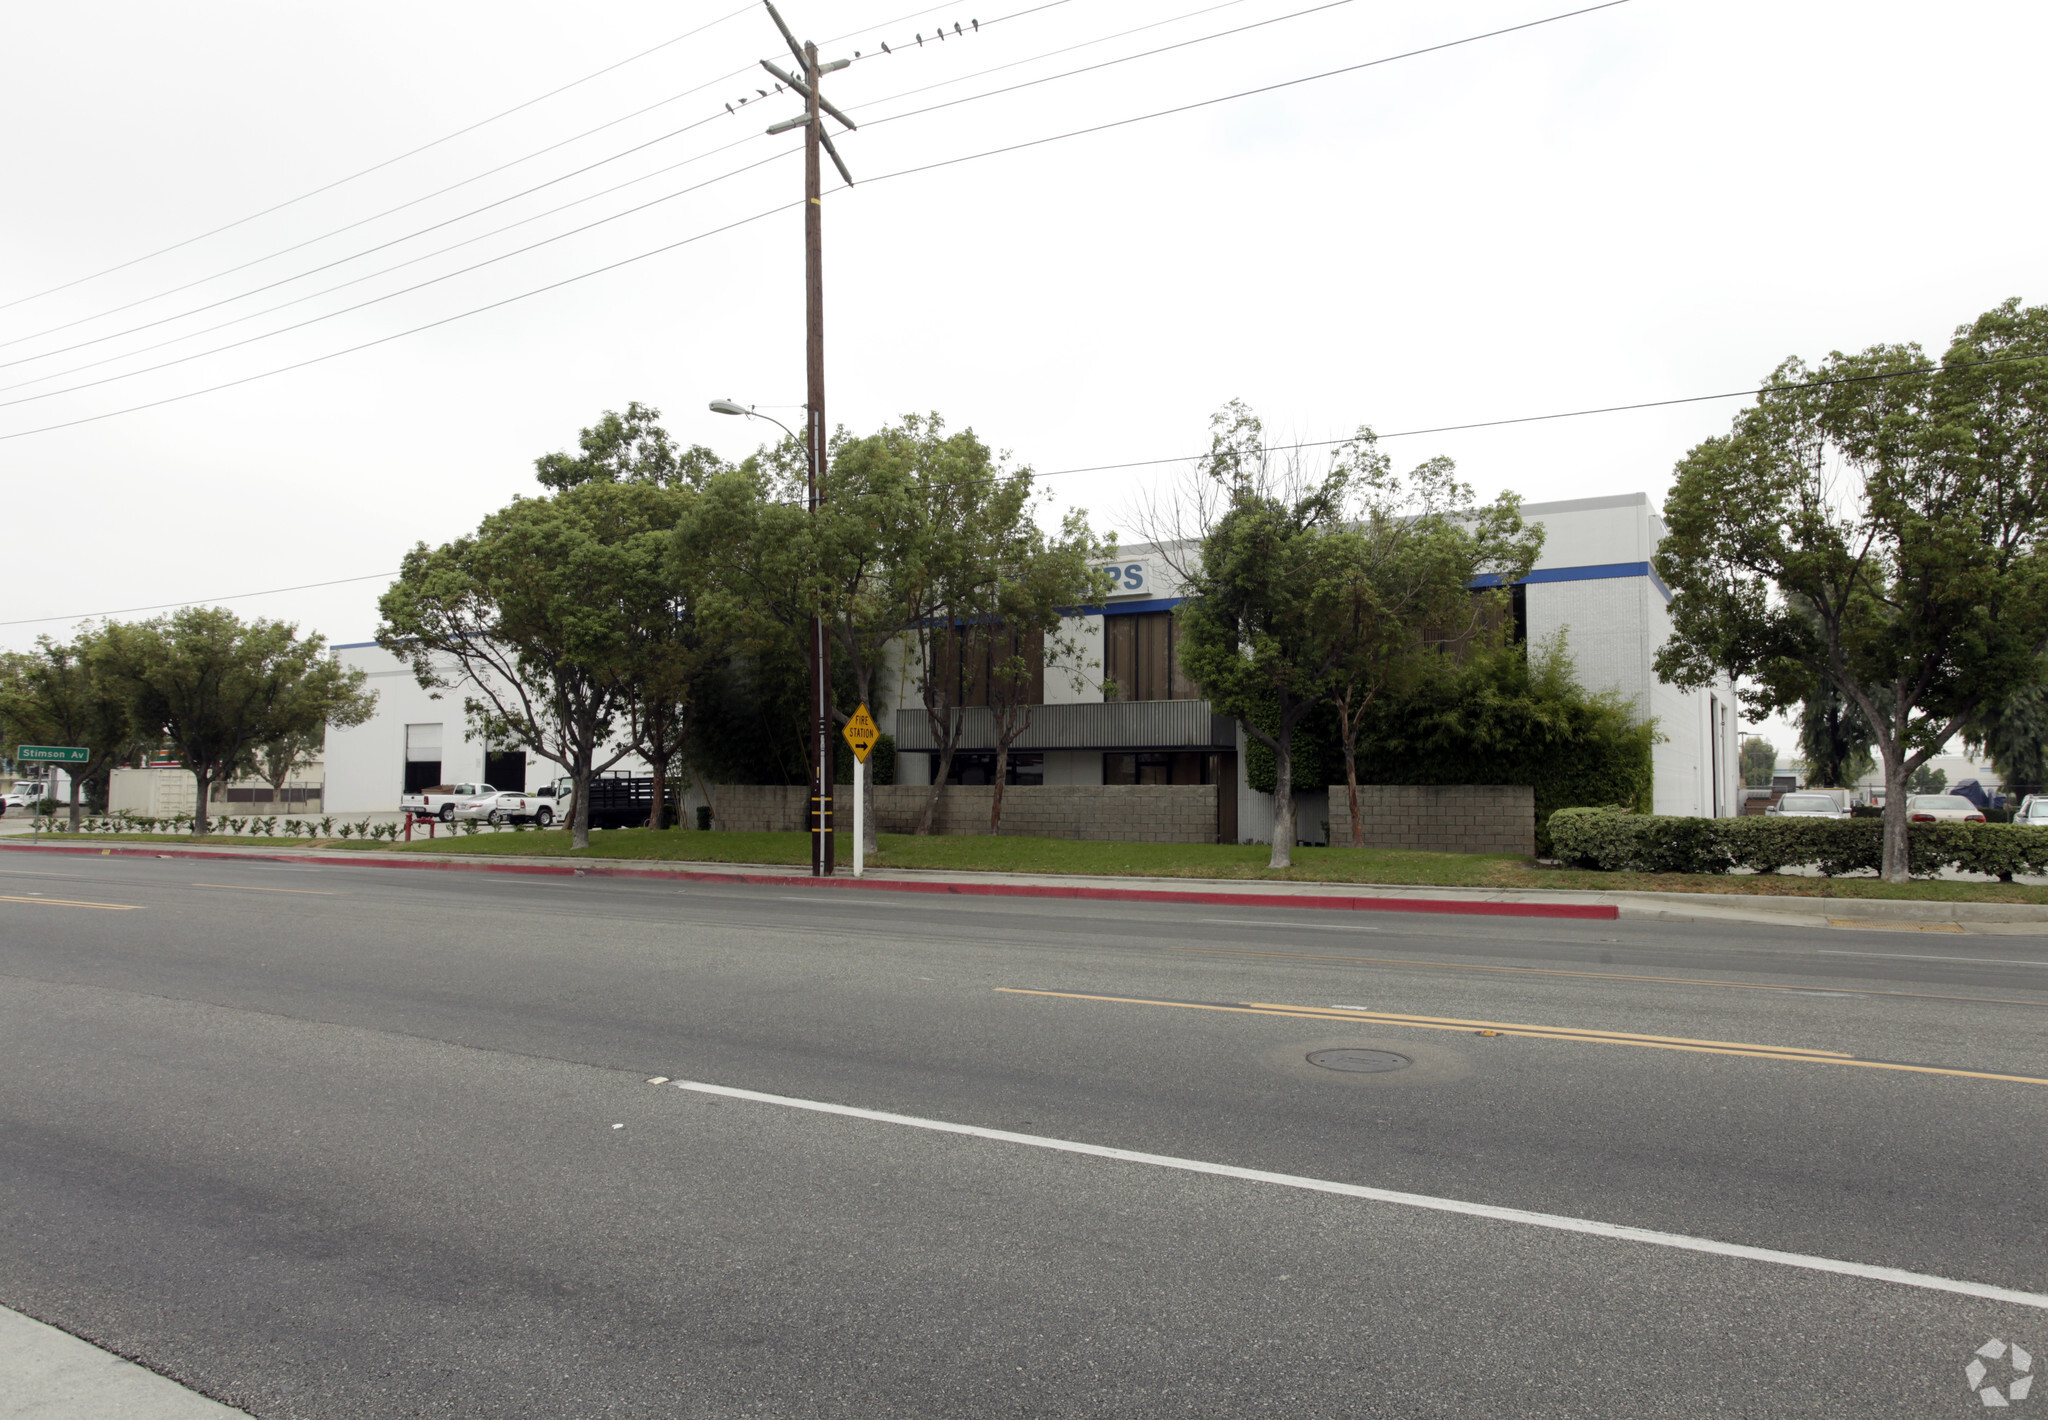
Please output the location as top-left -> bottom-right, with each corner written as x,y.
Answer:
709,401 -> 802,447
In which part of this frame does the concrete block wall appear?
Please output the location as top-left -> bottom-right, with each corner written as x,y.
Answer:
704,784 -> 1217,842
1324,785 -> 1535,855
706,785 -> 811,832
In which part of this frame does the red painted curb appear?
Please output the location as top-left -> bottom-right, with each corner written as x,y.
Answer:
0,841 -> 1620,920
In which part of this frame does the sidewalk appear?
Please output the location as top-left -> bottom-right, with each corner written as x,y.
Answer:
1,1304 -> 246,1418
9,837 -> 2048,931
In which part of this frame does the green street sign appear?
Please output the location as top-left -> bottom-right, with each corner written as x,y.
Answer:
17,745 -> 89,764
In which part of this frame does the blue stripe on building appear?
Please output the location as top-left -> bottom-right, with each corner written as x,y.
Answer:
1090,562 -> 1671,615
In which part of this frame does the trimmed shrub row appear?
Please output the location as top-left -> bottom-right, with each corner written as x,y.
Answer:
1548,807 -> 2048,880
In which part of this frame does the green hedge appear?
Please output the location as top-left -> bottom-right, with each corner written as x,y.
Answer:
1548,807 -> 2048,879
1264,640 -> 1653,854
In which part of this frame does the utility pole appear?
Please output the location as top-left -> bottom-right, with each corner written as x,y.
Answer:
759,2 -> 855,876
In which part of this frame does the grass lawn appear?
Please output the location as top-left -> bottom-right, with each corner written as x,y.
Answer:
355,827 -> 2048,902
17,828 -> 2048,902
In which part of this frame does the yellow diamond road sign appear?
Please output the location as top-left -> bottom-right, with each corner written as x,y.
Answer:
842,703 -> 880,762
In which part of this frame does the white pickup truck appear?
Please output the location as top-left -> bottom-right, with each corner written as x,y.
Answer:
399,782 -> 499,822
456,790 -> 556,827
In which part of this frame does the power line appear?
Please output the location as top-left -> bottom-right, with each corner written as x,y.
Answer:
861,0 -> 1635,187
0,44 -> 759,356
0,127 -> 771,397
0,0 -> 1057,360
0,0 -> 1358,406
18,351 -> 2037,631
0,146 -> 797,412
0,0 -> 1100,390
0,0 -> 1635,441
863,0 -> 1360,131
1033,354 -> 2046,478
0,196 -> 802,442
0,2 -> 758,314
0,573 -> 401,628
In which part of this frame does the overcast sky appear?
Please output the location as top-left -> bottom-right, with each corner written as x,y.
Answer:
4,0 -> 2041,754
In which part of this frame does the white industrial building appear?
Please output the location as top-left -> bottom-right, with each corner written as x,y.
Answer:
887,491 -> 1739,844
325,491 -> 1738,841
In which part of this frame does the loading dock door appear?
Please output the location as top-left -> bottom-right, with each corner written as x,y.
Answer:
404,723 -> 443,795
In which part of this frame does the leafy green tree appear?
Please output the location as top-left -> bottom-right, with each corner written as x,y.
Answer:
254,728 -> 324,814
1348,634 -> 1654,853
1967,672 -> 2048,801
533,401 -> 725,491
0,628 -> 145,827
99,609 -> 372,836
1318,442 -> 1541,847
1156,402 -> 1402,866
1655,300 -> 2048,881
1908,764 -> 1948,795
954,507 -> 1112,833
379,479 -> 688,849
1739,736 -> 1778,788
1796,682 -> 1874,788
685,422 -> 922,850
872,418 -> 1114,837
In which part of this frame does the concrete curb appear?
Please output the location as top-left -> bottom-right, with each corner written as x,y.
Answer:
0,1304 -> 248,1417
0,841 -> 1619,921
1608,889 -> 2048,928
14,840 -> 2048,929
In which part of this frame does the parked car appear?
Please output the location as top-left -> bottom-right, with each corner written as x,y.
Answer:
1768,792 -> 1847,819
2013,795 -> 2048,826
1907,794 -> 1986,823
455,789 -> 555,827
399,782 -> 499,822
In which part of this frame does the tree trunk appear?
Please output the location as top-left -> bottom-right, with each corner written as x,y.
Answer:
1269,734 -> 1295,870
1880,755 -> 1910,883
572,751 -> 594,850
1344,741 -> 1362,850
917,710 -> 958,836
67,772 -> 82,833
192,769 -> 210,836
647,755 -> 668,831
991,740 -> 1009,834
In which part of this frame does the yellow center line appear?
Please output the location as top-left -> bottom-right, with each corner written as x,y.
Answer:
1239,1001 -> 1852,1056
190,882 -> 339,896
995,988 -> 2048,1088
0,893 -> 141,911
1165,945 -> 2048,1010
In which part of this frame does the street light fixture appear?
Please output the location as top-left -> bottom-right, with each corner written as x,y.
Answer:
709,399 -> 799,443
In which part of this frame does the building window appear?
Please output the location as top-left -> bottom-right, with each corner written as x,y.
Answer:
933,624 -> 1045,709
1104,751 -> 1207,785
930,752 -> 1043,786
1104,611 -> 1198,701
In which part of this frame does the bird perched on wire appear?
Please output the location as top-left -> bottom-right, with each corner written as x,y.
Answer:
954,21 -> 963,34
725,102 -> 735,114
756,88 -> 768,97
880,39 -> 891,53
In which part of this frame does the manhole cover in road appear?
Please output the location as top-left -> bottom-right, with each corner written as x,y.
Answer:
1306,1048 -> 1411,1074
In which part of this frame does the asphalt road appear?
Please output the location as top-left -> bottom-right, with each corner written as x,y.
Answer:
2,851 -> 2045,1416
